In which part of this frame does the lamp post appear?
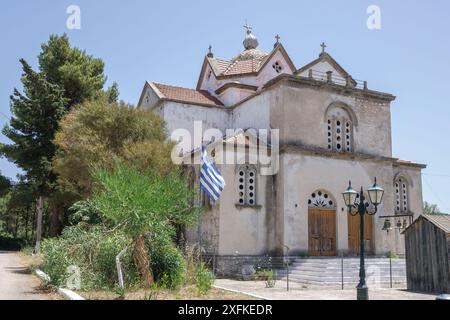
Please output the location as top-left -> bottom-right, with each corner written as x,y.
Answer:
342,178 -> 384,300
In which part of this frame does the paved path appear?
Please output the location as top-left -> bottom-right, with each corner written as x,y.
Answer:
215,279 -> 437,300
0,251 -> 50,300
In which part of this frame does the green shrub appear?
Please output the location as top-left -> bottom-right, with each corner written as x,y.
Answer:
150,244 -> 186,289
69,200 -> 103,225
255,269 -> 277,288
194,263 -> 214,295
41,225 -> 140,290
386,251 -> 398,259
96,233 -> 141,289
41,238 -> 75,286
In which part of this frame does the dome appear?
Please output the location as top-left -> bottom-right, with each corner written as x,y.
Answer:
243,30 -> 259,50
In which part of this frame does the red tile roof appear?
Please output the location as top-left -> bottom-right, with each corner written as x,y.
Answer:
153,82 -> 223,107
209,49 -> 269,77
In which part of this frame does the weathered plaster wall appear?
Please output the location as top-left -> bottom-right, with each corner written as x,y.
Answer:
256,50 -> 292,86
277,151 -> 402,256
231,92 -> 271,131
141,85 -> 161,109
270,84 -> 392,157
216,148 -> 272,256
297,60 -> 341,80
218,87 -> 255,106
185,147 -> 274,256
160,101 -> 230,145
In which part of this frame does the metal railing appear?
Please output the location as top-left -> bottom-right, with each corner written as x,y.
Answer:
306,70 -> 367,90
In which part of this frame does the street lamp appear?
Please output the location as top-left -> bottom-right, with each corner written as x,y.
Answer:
342,178 -> 384,300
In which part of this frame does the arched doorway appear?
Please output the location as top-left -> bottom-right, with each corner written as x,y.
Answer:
308,190 -> 337,256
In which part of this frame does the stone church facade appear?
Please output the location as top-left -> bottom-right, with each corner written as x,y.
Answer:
138,28 -> 426,274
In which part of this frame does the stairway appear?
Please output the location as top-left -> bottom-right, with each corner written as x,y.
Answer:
275,257 -> 406,287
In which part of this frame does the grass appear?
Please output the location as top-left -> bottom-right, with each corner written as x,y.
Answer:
18,249 -> 43,272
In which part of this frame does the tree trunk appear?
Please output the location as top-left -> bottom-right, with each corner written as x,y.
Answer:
132,234 -> 154,287
24,207 -> 30,241
48,201 -> 61,237
34,197 -> 44,254
13,213 -> 19,238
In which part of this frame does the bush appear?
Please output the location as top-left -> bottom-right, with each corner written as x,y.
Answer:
93,232 -> 140,289
41,237 -> 76,286
386,251 -> 398,259
41,225 -> 140,290
255,269 -> 277,288
194,263 -> 214,295
150,244 -> 186,289
69,200 -> 103,225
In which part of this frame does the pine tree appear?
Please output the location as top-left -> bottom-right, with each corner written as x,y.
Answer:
1,34 -> 111,239
38,34 -> 106,108
2,59 -> 67,193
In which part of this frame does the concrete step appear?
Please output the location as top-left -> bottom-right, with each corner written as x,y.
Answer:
276,272 -> 406,279
271,257 -> 407,286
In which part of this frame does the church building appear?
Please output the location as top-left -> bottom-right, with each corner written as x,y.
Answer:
138,27 -> 426,275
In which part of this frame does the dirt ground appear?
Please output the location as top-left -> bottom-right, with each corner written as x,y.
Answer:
82,286 -> 258,300
0,251 -> 59,300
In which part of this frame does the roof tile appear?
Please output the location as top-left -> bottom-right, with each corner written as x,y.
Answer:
153,82 -> 223,107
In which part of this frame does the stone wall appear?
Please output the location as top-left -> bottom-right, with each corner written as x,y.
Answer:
211,255 -> 287,279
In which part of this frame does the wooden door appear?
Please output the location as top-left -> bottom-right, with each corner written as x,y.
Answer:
348,213 -> 374,256
308,209 -> 336,256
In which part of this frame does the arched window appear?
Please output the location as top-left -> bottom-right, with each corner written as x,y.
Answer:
237,165 -> 257,206
394,177 -> 409,213
308,190 -> 336,209
326,105 -> 354,152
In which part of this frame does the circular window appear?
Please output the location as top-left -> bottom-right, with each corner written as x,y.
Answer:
272,61 -> 283,73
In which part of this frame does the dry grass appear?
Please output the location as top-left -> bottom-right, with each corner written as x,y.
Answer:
82,285 -> 258,300
17,252 -> 61,300
18,251 -> 43,271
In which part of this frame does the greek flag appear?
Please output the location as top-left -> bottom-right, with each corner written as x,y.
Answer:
200,147 -> 225,202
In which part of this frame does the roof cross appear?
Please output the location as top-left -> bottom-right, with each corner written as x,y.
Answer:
243,22 -> 253,34
207,45 -> 213,58
321,42 -> 327,53
275,34 -> 280,43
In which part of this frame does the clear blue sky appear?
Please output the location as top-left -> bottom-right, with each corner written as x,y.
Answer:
0,0 -> 449,211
